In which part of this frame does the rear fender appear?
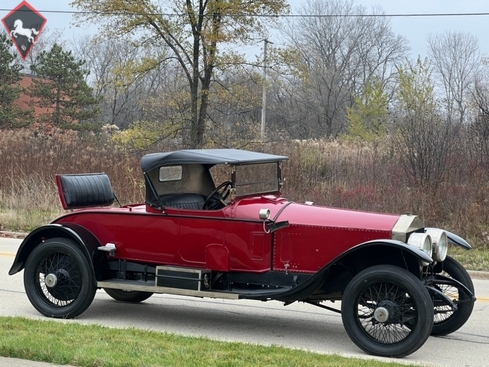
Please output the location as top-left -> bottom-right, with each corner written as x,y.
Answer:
9,224 -> 101,279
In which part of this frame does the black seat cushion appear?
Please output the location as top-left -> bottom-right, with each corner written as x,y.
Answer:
159,193 -> 206,210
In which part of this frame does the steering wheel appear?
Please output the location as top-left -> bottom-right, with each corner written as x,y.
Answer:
203,181 -> 232,210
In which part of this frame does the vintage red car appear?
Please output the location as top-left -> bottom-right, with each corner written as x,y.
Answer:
9,149 -> 475,358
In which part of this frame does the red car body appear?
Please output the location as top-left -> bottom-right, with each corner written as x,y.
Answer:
9,149 -> 476,358
52,198 -> 399,274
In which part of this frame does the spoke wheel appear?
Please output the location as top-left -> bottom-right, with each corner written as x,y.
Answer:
341,265 -> 433,358
430,256 -> 474,336
24,238 -> 96,319
104,288 -> 153,303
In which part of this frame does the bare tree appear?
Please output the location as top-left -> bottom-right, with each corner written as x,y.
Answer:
468,59 -> 489,167
428,31 -> 481,124
207,67 -> 264,145
392,58 -> 458,192
277,0 -> 408,138
72,35 -> 175,129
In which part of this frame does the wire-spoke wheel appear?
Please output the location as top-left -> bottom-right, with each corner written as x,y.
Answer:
341,265 -> 433,358
24,238 -> 96,318
430,256 -> 475,336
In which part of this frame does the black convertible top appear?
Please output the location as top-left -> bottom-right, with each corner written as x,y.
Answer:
140,149 -> 288,173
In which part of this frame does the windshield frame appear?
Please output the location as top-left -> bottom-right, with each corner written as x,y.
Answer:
227,161 -> 284,198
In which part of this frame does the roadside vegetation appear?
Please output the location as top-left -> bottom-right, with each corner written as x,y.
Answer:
1,129 -> 488,271
0,316 -> 418,367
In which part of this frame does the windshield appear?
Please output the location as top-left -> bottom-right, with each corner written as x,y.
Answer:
211,162 -> 282,197
235,163 -> 281,195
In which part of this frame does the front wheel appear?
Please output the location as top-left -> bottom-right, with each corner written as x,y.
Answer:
430,256 -> 475,336
104,288 -> 153,303
341,265 -> 433,358
24,237 -> 96,318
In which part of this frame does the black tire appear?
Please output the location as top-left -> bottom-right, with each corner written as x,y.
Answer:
23,237 -> 96,319
430,256 -> 475,336
341,265 -> 433,358
104,288 -> 153,303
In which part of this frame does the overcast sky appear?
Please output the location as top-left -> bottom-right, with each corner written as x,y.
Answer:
290,0 -> 489,58
1,0 -> 488,59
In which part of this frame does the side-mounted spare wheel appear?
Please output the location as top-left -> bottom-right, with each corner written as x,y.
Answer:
341,265 -> 433,358
23,237 -> 96,318
104,289 -> 153,303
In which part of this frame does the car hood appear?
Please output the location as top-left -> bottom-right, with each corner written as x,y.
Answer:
234,196 -> 401,234
277,202 -> 400,233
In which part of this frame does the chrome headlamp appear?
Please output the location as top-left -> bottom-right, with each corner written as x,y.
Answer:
425,228 -> 448,262
407,232 -> 433,259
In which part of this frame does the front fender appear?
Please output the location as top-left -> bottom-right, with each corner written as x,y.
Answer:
425,228 -> 472,250
9,223 -> 102,276
351,239 -> 434,264
243,239 -> 432,304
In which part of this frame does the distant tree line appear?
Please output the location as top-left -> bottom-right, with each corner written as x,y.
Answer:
2,0 -> 489,191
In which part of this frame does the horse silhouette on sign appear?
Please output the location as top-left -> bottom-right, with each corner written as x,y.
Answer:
10,19 -> 39,43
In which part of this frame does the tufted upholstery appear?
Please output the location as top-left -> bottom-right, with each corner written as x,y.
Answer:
158,193 -> 206,210
56,173 -> 115,209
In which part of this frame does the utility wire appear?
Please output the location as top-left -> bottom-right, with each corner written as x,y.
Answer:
1,8 -> 489,18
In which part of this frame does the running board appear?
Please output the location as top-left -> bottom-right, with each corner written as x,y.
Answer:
97,279 -> 240,300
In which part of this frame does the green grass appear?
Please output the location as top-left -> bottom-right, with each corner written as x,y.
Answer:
0,316 -> 418,367
0,208 -> 62,232
450,247 -> 489,272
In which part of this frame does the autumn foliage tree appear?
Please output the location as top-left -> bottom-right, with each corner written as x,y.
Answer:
71,0 -> 290,148
29,43 -> 100,127
346,80 -> 388,143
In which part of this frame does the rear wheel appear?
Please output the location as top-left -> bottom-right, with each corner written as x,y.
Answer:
104,288 -> 153,303
341,265 -> 433,358
430,256 -> 475,336
24,237 -> 96,319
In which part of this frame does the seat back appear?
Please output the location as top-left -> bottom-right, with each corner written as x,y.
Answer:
56,173 -> 115,209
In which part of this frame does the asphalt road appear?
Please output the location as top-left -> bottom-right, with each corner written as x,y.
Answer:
1,237 -> 488,367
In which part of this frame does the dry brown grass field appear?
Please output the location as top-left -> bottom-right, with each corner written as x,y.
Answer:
0,128 -> 144,231
1,127 -> 488,269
